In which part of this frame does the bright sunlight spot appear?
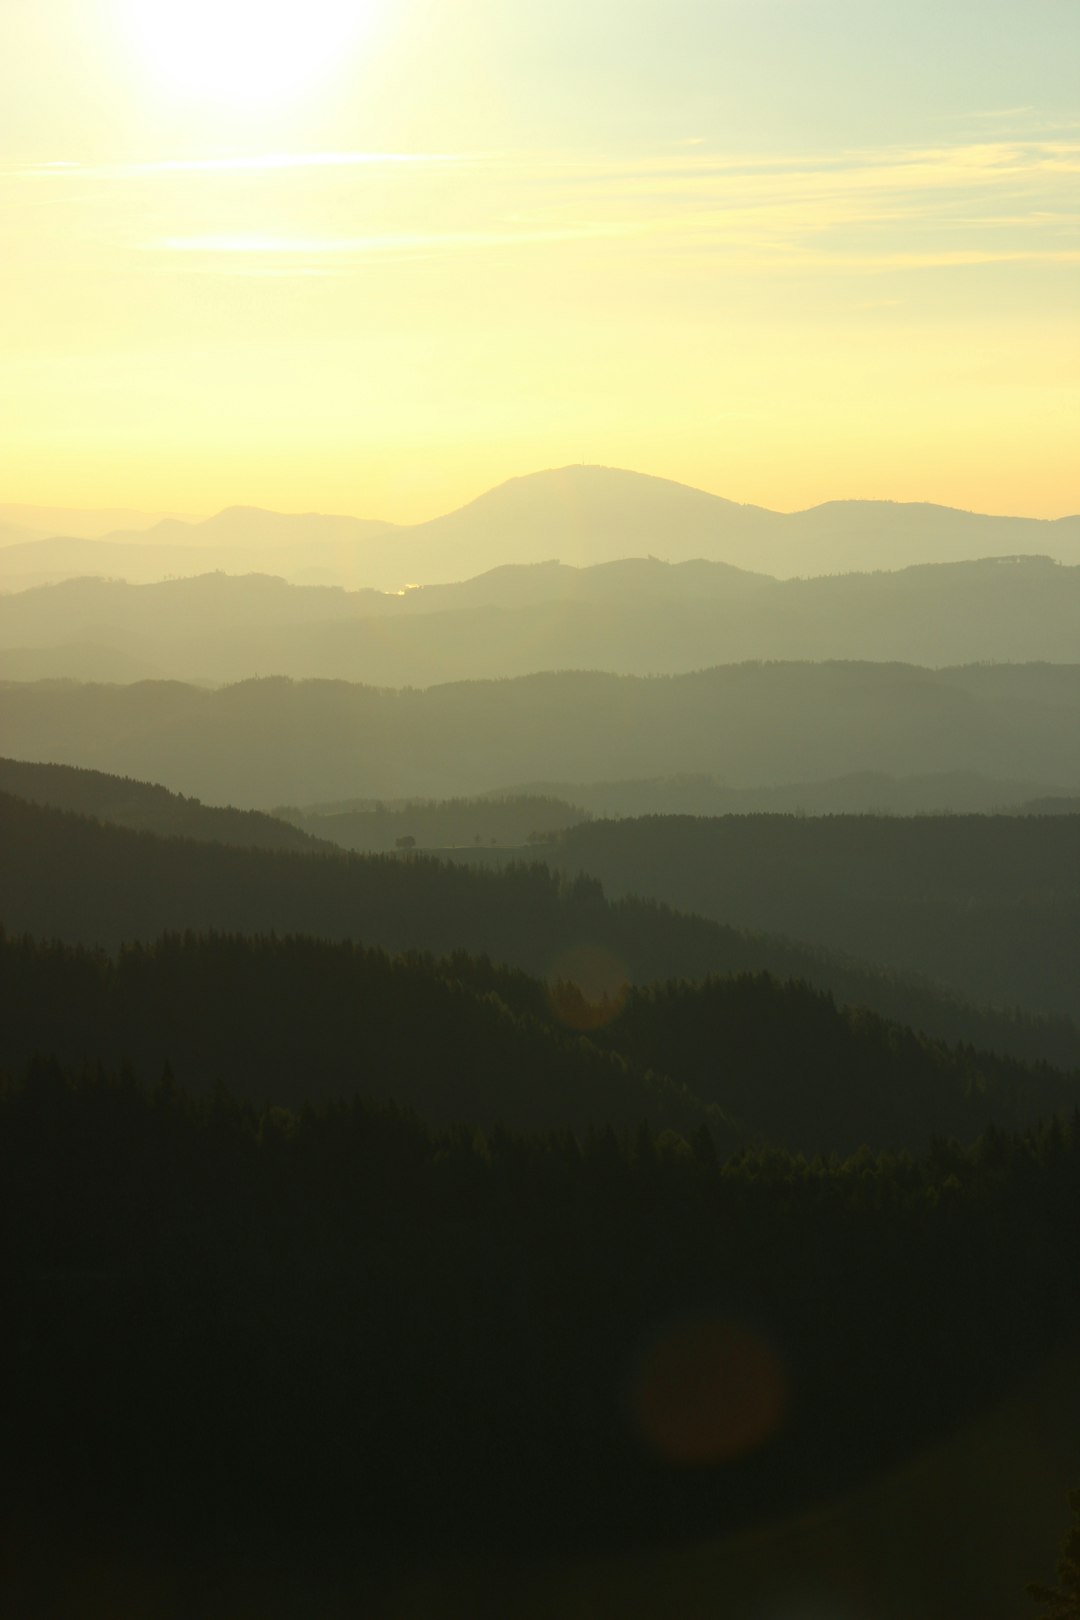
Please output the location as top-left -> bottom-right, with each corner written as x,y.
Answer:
123,0 -> 380,103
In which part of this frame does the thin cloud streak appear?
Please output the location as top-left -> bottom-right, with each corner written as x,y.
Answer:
156,224 -> 634,254
14,151 -> 460,179
14,137 -> 1080,281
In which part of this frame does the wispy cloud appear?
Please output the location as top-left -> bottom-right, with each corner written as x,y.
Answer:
156,223 -> 634,255
14,150 -> 460,179
12,137 -> 1080,280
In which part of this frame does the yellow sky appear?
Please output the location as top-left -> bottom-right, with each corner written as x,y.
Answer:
2,0 -> 1078,521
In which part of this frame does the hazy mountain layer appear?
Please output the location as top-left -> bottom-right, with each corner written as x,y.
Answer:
2,553 -> 1077,685
2,466 -> 1077,592
0,502 -> 188,541
277,773 -> 1053,849
277,793 -> 590,852
4,663 -> 1079,807
488,770 -> 1055,818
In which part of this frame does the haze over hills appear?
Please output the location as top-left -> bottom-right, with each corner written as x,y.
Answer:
0,502 -> 190,541
0,517 -> 395,593
3,552 -> 1080,686
2,467 -> 1078,593
4,663 -> 1080,807
485,770 -> 1057,819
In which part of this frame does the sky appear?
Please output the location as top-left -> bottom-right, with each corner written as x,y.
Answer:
1,0 -> 1078,521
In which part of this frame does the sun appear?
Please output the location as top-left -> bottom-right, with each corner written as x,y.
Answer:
124,0 -> 379,104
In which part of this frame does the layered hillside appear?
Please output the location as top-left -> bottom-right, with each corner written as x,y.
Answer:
3,664 -> 1079,806
3,787 -> 1078,1071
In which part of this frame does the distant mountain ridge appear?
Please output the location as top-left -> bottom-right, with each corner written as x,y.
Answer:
2,551 -> 1078,685
0,502 -> 191,540
2,466 -> 1077,592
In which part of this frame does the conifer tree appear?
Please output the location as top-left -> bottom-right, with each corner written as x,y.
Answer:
1031,1491 -> 1080,1617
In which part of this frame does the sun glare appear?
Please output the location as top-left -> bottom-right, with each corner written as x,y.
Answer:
124,0 -> 379,103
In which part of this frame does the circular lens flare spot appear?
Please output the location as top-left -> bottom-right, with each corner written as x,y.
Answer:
547,943 -> 628,1031
632,1316 -> 788,1465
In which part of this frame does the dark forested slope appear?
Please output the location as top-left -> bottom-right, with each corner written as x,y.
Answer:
3,790 -> 1079,1075
4,929 -> 1075,1153
0,755 -> 327,851
549,814 -> 1080,1025
0,932 -> 719,1139
4,1057 -> 1080,1612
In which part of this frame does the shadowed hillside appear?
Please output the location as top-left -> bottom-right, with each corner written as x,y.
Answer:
0,756 -> 328,852
547,813 -> 1080,1026
3,788 -> 1079,1071
10,928 -> 1075,1153
4,1056 -> 1080,1615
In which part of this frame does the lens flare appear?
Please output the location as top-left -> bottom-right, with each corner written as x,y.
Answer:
547,942 -> 629,1030
632,1316 -> 789,1465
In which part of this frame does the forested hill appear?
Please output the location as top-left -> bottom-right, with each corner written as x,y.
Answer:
2,789 -> 1079,1072
547,813 -> 1080,1026
277,790 -> 590,852
0,755 -> 328,852
0,931 -> 720,1141
3,928 -> 1077,1156
3,663 -> 1080,805
5,1056 -> 1080,1612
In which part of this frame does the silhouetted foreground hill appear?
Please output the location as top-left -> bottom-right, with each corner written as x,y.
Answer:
3,790 -> 1078,1072
4,1055 -> 1080,1613
3,663 -> 1079,804
4,553 -> 1080,683
0,756 -> 327,852
549,814 -> 1080,1025
3,467 -> 1079,590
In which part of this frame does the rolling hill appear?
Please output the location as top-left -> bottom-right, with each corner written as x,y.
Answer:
0,756 -> 327,852
3,784 -> 1079,1072
547,812 -> 1080,1026
3,664 -> 1079,806
2,552 -> 1078,685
